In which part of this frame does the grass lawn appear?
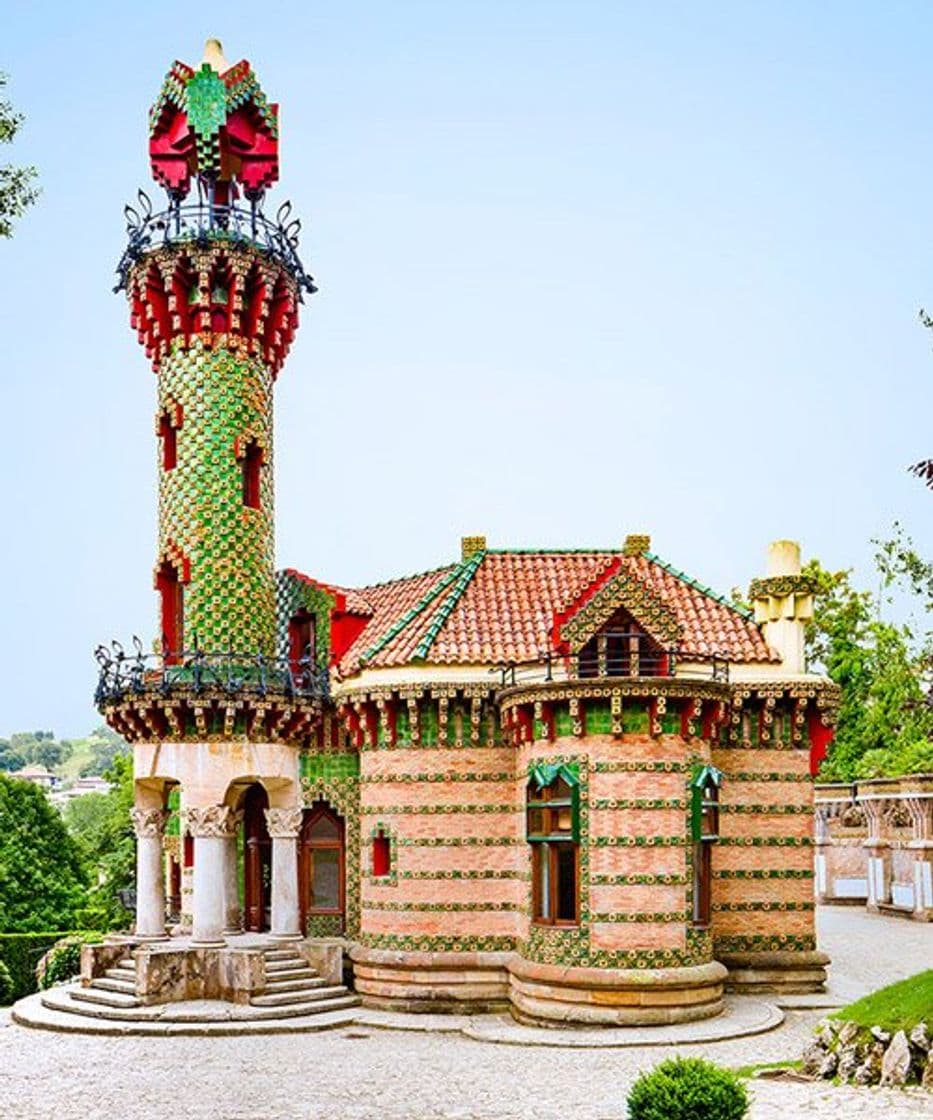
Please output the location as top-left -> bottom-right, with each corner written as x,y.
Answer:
830,969 -> 933,1034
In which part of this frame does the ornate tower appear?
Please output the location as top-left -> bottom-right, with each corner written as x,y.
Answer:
97,42 -> 321,949
119,38 -> 314,656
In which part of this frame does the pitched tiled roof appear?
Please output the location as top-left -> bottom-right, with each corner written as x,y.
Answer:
330,549 -> 777,674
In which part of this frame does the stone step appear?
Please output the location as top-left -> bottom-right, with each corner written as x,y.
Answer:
263,976 -> 329,994
246,994 -> 361,1018
17,990 -> 360,1036
263,967 -> 318,983
262,949 -> 301,961
250,985 -> 350,1009
105,966 -> 136,981
90,977 -> 137,996
67,988 -> 142,1010
264,956 -> 307,971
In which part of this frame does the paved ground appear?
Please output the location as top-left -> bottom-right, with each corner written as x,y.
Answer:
1,908 -> 929,1120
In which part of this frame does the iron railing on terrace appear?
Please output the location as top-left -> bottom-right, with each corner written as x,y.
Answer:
114,189 -> 316,296
492,632 -> 729,688
94,637 -> 328,706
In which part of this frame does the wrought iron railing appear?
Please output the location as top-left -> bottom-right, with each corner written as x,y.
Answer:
94,637 -> 328,705
114,189 -> 316,296
492,632 -> 729,688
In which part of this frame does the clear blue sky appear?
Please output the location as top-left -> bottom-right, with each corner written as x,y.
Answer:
1,1 -> 931,737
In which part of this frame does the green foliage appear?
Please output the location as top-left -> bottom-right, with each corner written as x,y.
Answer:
0,932 -> 78,1002
806,524 -> 933,781
0,774 -> 87,933
0,73 -> 39,238
0,959 -> 12,1005
829,969 -> 933,1034
70,754 -> 135,931
0,739 -> 26,772
627,1058 -> 749,1120
36,933 -> 102,990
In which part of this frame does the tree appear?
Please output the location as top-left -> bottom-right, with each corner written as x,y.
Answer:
0,774 -> 87,932
0,740 -> 26,772
806,525 -> 933,780
69,754 -> 135,930
0,73 -> 38,238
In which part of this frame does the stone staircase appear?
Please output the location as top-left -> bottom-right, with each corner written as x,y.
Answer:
14,942 -> 361,1036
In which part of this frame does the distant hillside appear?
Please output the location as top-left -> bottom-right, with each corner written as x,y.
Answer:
0,725 -> 129,785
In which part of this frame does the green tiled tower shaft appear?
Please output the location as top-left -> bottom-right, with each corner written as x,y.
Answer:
157,339 -> 275,653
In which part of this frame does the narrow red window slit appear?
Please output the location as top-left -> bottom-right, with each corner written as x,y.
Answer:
242,439 -> 263,509
372,829 -> 391,877
159,411 -> 177,471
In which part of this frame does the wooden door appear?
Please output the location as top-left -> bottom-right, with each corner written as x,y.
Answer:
243,784 -> 271,932
299,802 -> 345,935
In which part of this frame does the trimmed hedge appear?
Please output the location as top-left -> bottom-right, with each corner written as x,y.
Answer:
0,931 -> 96,1004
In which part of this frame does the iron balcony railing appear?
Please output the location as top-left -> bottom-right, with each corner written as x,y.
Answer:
94,637 -> 329,706
492,632 -> 729,688
114,189 -> 317,296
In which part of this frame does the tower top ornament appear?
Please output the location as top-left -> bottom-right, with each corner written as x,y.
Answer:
149,39 -> 279,202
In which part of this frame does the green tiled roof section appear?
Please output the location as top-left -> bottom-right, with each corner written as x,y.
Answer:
413,550 -> 486,660
359,565 -> 463,665
644,550 -> 754,620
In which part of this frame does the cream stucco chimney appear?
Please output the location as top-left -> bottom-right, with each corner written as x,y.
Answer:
749,540 -> 814,675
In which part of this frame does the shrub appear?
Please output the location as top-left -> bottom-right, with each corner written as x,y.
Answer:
36,933 -> 103,990
627,1057 -> 749,1120
0,931 -> 94,1002
0,960 -> 12,1005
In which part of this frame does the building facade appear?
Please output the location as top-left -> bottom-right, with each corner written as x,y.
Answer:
96,42 -> 839,1026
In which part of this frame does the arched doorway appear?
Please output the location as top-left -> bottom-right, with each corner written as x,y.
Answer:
299,801 -> 345,935
243,783 -> 271,932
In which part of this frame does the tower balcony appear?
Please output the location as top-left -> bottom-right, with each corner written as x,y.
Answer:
115,190 -> 317,298
94,639 -> 327,746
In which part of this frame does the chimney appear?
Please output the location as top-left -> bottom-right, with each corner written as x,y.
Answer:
461,535 -> 487,562
623,533 -> 651,557
749,540 -> 814,674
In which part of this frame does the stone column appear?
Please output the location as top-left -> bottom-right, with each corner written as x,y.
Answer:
265,807 -> 303,941
188,805 -> 238,947
131,808 -> 170,941
862,798 -> 891,911
905,794 -> 933,920
223,809 -> 244,935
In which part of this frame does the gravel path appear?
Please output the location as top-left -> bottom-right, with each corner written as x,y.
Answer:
1,908 -> 929,1120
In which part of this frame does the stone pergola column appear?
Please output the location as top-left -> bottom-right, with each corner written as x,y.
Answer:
265,807 -> 303,940
224,809 -> 245,935
862,797 -> 891,911
131,808 -> 170,940
188,805 -> 238,946
905,794 -> 933,919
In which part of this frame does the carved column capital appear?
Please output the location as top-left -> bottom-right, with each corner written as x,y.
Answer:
187,804 -> 239,839
264,807 -> 303,838
130,808 -> 169,839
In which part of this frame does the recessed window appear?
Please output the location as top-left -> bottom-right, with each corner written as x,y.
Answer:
159,411 -> 178,471
372,828 -> 391,877
288,609 -> 316,678
527,765 -> 580,926
156,560 -> 184,660
241,439 -> 263,509
690,765 -> 721,927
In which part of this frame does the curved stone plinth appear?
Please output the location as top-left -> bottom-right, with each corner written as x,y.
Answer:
717,950 -> 830,994
507,958 -> 728,1027
350,947 -> 512,1013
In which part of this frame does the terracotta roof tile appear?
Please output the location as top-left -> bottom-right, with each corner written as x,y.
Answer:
332,549 -> 778,675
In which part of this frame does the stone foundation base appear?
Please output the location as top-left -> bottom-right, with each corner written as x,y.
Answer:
717,950 -> 830,994
507,958 -> 727,1027
349,947 -> 512,1013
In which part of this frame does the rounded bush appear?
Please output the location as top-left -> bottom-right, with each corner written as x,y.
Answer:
36,934 -> 101,990
0,959 -> 13,1006
627,1057 -> 749,1120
